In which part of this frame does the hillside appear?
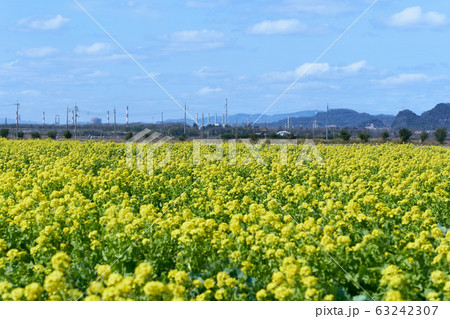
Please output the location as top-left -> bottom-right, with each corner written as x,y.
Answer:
392,103 -> 450,130
270,109 -> 394,129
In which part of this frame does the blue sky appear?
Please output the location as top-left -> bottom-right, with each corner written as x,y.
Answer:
0,0 -> 449,124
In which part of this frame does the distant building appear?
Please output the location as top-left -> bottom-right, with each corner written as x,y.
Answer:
90,117 -> 102,125
365,123 -> 376,130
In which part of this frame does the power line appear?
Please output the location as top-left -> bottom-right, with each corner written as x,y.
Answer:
73,0 -> 199,126
252,0 -> 380,126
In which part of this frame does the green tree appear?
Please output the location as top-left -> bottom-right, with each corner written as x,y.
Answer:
340,129 -> 351,141
125,132 -> 133,141
63,130 -> 72,139
221,133 -> 234,140
47,131 -> 57,140
381,131 -> 389,142
0,128 -> 9,138
398,128 -> 412,143
358,132 -> 370,142
31,132 -> 41,139
434,128 -> 447,144
420,131 -> 429,143
17,131 -> 24,139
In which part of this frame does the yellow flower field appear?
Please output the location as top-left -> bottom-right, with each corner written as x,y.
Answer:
0,139 -> 449,301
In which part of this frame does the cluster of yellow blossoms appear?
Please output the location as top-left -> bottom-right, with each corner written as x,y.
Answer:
0,139 -> 448,300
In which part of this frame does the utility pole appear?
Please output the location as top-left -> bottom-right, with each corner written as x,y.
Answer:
74,105 -> 78,139
214,113 -> 217,126
196,113 -> 199,129
107,111 -> 110,125
13,103 -> 18,135
15,101 -> 20,138
126,106 -> 129,125
114,107 -> 117,138
43,112 -> 45,126
326,104 -> 329,141
66,107 -> 69,131
183,103 -> 187,135
224,98 -> 228,127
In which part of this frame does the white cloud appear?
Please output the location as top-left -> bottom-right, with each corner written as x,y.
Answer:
186,1 -> 226,9
74,43 -> 112,55
86,71 -> 110,78
197,86 -> 223,95
20,89 -> 41,96
1,60 -> 19,69
193,66 -> 226,78
386,7 -> 448,29
337,61 -> 368,73
377,73 -> 442,85
263,60 -> 368,82
18,47 -> 59,58
130,73 -> 160,81
248,19 -> 308,35
275,0 -> 352,16
164,30 -> 226,52
19,15 -> 70,30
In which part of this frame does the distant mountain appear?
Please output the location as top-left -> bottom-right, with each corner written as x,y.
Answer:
166,109 -> 395,128
391,110 -> 422,129
145,103 -> 450,129
270,109 -> 394,129
375,114 -> 396,126
231,110 -> 316,125
421,103 -> 450,129
165,110 -> 316,126
392,103 -> 450,130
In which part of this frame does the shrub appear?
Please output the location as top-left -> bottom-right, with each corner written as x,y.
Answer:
340,129 -> 351,141
47,131 -> 57,140
125,132 -> 134,141
0,128 -> 9,138
398,128 -> 412,143
63,130 -> 72,139
31,132 -> 41,139
221,133 -> 235,140
434,128 -> 447,144
358,132 -> 370,143
17,131 -> 24,139
381,131 -> 389,142
420,131 -> 429,143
